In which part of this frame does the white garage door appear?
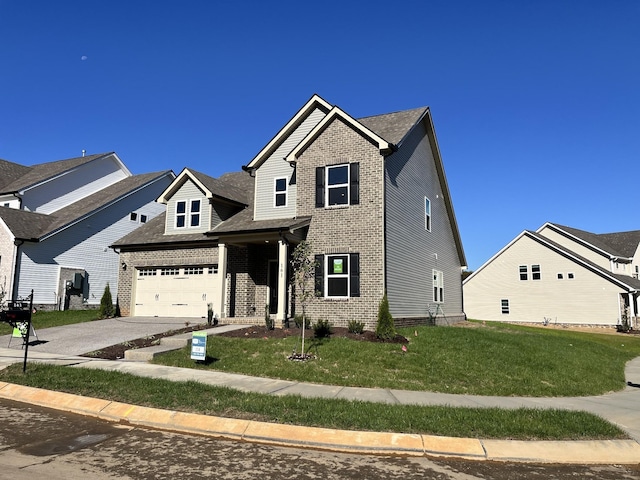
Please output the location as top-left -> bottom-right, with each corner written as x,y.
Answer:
133,265 -> 218,318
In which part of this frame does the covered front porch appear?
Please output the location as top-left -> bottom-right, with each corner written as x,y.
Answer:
211,223 -> 308,327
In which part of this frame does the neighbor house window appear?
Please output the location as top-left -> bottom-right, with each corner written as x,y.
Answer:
274,177 -> 287,207
568,273 -> 574,279
519,265 -> 528,281
532,264 -> 541,280
176,200 -> 201,228
314,253 -> 360,298
130,212 -> 138,221
208,265 -> 219,274
140,214 -> 147,223
501,299 -> 510,314
315,163 -> 359,208
425,197 -> 431,231
433,269 -> 444,303
138,268 -> 157,277
557,273 -> 563,279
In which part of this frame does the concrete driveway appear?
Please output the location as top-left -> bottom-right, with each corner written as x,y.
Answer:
1,316 -> 207,356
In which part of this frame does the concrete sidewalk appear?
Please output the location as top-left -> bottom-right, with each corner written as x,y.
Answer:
0,321 -> 639,464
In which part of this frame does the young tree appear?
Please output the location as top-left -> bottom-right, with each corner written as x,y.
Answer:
100,283 -> 115,318
290,241 -> 316,358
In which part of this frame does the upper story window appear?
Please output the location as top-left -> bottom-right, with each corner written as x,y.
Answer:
274,177 -> 287,207
425,197 -> 431,231
315,163 -> 359,208
519,265 -> 528,281
531,264 -> 541,280
176,199 -> 201,228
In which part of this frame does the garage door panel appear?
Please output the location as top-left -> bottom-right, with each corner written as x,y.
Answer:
133,267 -> 218,318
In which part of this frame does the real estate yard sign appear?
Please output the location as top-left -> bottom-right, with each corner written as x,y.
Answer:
191,331 -> 207,361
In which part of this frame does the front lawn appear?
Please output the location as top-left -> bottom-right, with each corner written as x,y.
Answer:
0,309 -> 100,335
0,363 -> 626,441
153,321 -> 640,397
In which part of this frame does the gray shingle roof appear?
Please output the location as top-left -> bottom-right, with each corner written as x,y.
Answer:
188,169 -> 249,205
551,223 -> 640,259
0,158 -> 31,191
0,152 -> 113,194
358,107 -> 428,146
0,171 -> 172,240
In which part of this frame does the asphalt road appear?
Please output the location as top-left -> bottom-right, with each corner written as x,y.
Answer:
0,398 -> 639,480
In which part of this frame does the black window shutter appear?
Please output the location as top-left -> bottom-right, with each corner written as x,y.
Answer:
349,253 -> 360,297
315,167 -> 325,208
349,163 -> 359,205
314,254 -> 324,296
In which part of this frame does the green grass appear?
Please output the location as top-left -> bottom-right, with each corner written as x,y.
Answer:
0,309 -> 100,335
0,363 -> 626,441
153,322 -> 640,397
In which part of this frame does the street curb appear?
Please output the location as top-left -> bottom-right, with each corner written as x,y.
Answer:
1,382 -> 639,464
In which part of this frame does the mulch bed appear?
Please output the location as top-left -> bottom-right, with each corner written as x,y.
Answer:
82,324 -> 408,360
217,325 -> 409,344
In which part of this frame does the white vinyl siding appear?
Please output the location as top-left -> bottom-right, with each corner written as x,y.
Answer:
463,234 -> 626,325
537,225 -> 612,271
15,183 -> 168,306
253,107 -> 327,220
385,122 -> 464,319
165,180 -> 210,234
22,155 -> 128,214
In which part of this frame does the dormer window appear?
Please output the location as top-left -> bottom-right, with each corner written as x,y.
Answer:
176,199 -> 201,228
274,177 -> 287,207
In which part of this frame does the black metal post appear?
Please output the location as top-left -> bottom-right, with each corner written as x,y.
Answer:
22,290 -> 33,373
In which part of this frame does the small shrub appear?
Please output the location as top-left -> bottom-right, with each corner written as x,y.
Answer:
264,305 -> 274,330
99,283 -> 114,318
375,293 -> 396,340
348,319 -> 365,334
294,314 -> 311,329
313,318 -> 332,338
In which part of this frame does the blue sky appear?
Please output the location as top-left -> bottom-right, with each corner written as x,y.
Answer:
1,1 -> 638,270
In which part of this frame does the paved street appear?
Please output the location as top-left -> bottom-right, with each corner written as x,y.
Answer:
0,398 -> 639,480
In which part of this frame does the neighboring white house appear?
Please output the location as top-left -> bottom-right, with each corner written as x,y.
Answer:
463,222 -> 640,327
0,152 -> 174,310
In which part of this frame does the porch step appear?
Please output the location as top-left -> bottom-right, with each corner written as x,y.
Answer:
124,324 -> 250,362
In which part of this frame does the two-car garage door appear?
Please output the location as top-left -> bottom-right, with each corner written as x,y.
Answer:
133,265 -> 218,318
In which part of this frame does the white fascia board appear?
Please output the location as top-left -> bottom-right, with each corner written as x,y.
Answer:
156,168 -> 211,204
245,94 -> 333,170
285,106 -> 392,163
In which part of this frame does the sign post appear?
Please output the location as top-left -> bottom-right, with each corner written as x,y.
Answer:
190,331 -> 207,362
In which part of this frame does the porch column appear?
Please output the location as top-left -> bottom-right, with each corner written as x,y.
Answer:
630,292 -> 637,328
214,243 -> 227,319
276,239 -> 288,324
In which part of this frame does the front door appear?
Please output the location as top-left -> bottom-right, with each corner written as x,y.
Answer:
268,260 -> 278,314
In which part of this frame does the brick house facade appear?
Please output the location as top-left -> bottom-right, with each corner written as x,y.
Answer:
113,95 -> 466,329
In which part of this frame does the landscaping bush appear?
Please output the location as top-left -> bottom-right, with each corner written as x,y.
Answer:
313,318 -> 332,338
99,283 -> 115,318
264,305 -> 274,330
348,319 -> 365,334
294,314 -> 311,329
375,293 -> 395,340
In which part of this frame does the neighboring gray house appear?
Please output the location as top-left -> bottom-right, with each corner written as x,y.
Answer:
113,94 -> 466,329
463,222 -> 640,327
0,152 -> 175,310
